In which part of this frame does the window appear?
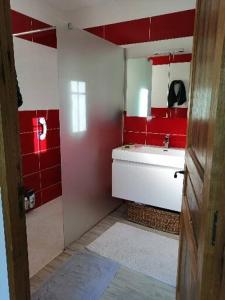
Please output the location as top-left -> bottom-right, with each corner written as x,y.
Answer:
71,81 -> 87,133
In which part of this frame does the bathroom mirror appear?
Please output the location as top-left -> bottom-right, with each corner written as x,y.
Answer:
125,44 -> 192,117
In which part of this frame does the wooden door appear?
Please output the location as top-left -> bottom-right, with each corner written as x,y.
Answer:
176,0 -> 225,299
0,0 -> 30,299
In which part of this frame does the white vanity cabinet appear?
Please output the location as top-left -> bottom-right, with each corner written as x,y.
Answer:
112,145 -> 185,212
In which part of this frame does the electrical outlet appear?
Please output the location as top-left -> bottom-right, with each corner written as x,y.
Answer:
29,193 -> 36,209
24,189 -> 35,211
24,196 -> 29,211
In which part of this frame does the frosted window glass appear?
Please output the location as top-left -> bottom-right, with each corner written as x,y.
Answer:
71,81 -> 87,133
72,94 -> 79,133
71,81 -> 78,93
78,94 -> 87,132
78,81 -> 86,94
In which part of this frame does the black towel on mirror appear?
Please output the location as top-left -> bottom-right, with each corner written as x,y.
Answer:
168,80 -> 186,108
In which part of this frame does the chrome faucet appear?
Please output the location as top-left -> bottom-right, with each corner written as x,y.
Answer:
164,134 -> 170,148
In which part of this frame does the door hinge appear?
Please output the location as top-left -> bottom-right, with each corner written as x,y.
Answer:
211,211 -> 218,246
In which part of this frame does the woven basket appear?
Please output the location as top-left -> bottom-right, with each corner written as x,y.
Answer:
127,202 -> 180,235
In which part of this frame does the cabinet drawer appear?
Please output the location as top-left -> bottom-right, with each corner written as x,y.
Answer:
112,160 -> 183,212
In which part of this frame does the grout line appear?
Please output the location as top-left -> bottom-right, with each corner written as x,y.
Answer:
36,110 -> 43,202
20,127 -> 60,135
124,130 -> 186,137
22,146 -> 60,157
40,181 -> 62,192
34,181 -> 62,194
23,164 -> 61,178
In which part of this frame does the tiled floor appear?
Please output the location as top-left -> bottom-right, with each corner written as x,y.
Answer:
30,204 -> 176,299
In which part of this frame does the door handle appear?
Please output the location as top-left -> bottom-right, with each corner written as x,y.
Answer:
174,170 -> 185,178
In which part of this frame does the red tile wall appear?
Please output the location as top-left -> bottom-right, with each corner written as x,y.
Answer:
85,26 -> 105,38
123,108 -> 188,148
11,8 -> 195,48
105,18 -> 150,45
85,9 -> 195,45
11,10 -> 57,48
124,116 -> 147,132
12,10 -> 60,210
150,54 -> 192,65
150,10 -> 195,41
19,109 -> 62,210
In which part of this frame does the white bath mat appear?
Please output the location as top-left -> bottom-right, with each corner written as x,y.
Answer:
87,222 -> 179,287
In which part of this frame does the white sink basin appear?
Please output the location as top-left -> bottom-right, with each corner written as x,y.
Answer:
112,144 -> 185,169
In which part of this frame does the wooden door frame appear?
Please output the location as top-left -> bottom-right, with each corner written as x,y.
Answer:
0,0 -> 30,299
199,0 -> 225,294
177,0 -> 225,299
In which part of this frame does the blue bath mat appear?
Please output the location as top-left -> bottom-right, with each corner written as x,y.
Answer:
32,250 -> 119,300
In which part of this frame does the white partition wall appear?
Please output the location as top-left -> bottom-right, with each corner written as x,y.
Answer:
57,27 -> 124,246
14,37 -> 59,111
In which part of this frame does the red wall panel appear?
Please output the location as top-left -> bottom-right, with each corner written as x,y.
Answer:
32,18 -> 50,30
123,132 -> 146,145
42,183 -> 62,205
20,132 -> 37,155
11,9 -> 57,48
147,118 -> 187,135
41,165 -> 61,189
150,56 -> 170,65
34,191 -> 42,208
23,173 -> 41,192
85,9 -> 195,45
32,29 -> 57,49
123,108 -> 187,148
146,133 -> 165,147
151,108 -> 169,118
150,9 -> 195,41
105,18 -> 150,45
22,153 -> 39,176
124,116 -> 147,132
172,54 -> 192,63
11,10 -> 32,34
170,135 -> 187,148
85,26 -> 105,38
19,111 -> 37,133
169,108 -> 188,118
40,148 -> 61,170
151,108 -> 188,119
43,129 -> 60,149
47,110 -> 60,129
12,8 -> 195,48
146,133 -> 186,148
150,54 -> 192,65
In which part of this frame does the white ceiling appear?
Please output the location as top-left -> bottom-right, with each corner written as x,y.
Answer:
45,0 -> 196,28
45,0 -> 111,12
